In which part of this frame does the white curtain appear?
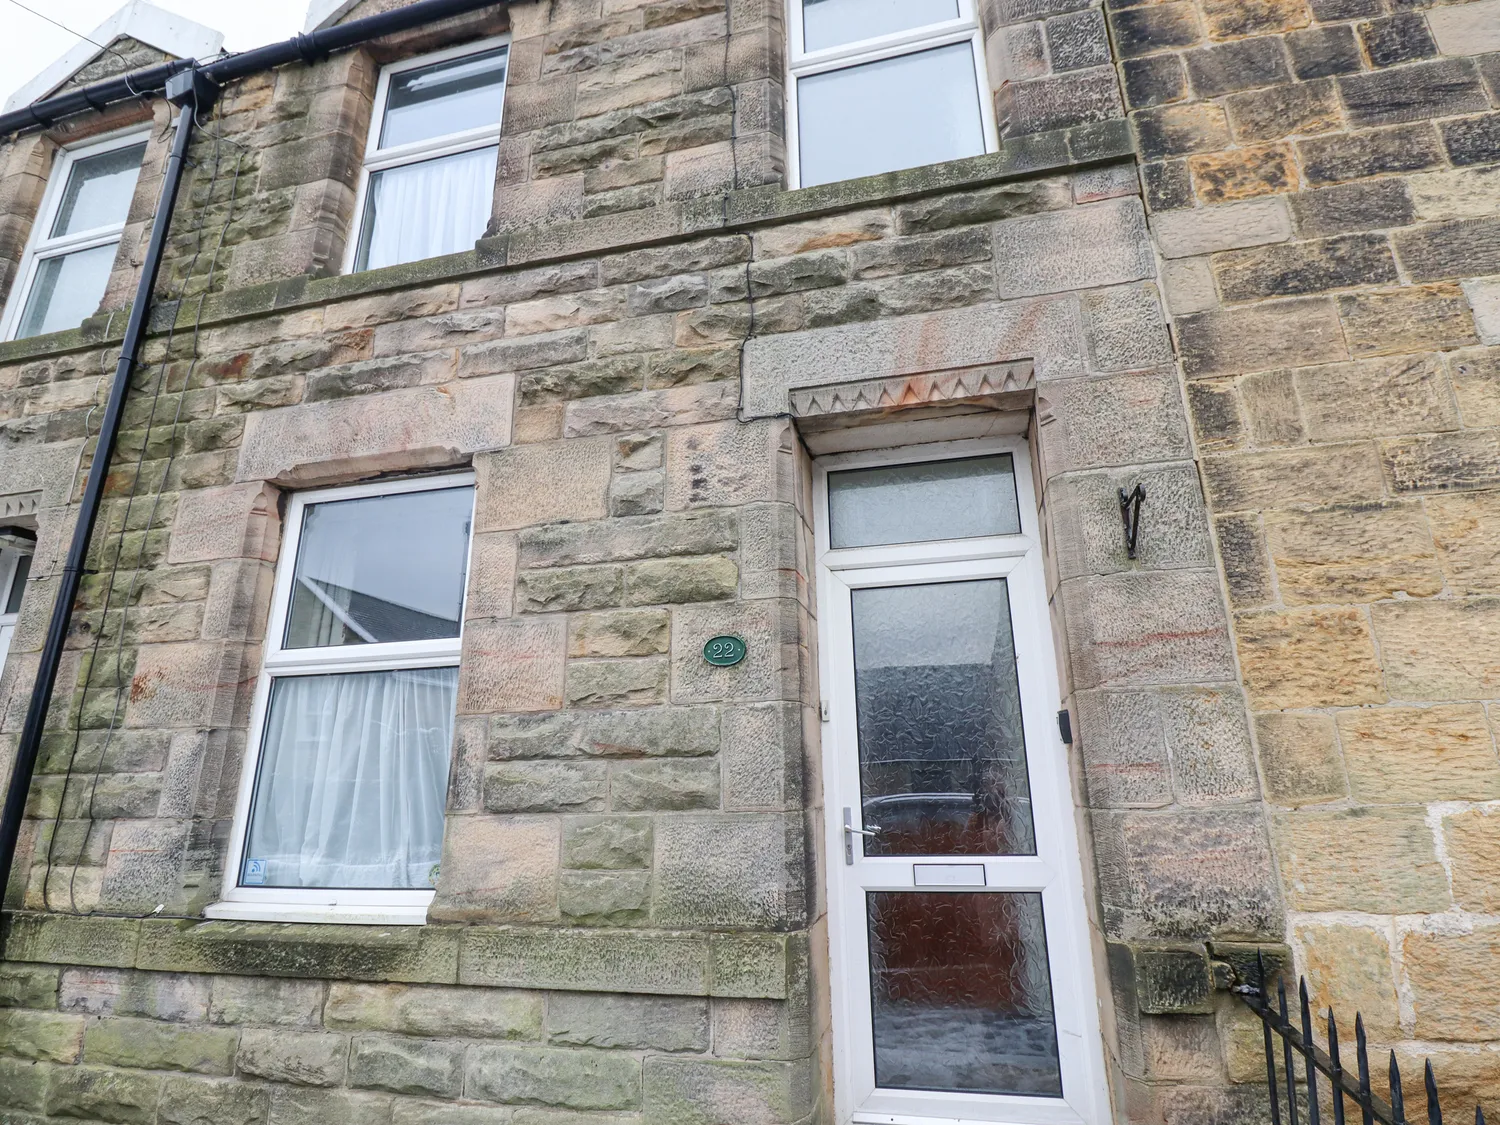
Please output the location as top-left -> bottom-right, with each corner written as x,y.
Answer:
244,667 -> 457,888
361,145 -> 498,271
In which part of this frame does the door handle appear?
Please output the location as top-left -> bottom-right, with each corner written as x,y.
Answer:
842,807 -> 880,865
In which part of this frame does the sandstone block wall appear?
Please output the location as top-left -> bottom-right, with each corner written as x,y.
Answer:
1109,0 -> 1500,1108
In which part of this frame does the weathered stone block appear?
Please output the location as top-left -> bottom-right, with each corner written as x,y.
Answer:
559,869 -> 651,925
993,197 -> 1153,298
1080,283 -> 1174,372
0,963 -> 58,1010
1393,217 -> 1500,283
1403,927 -> 1500,1040
475,439 -> 612,532
45,1064 -> 162,1123
1203,443 -> 1383,511
1337,704 -> 1500,803
611,759 -> 721,810
1076,690 -> 1172,809
349,1034 -> 464,1098
84,1016 -> 237,1075
1061,571 -> 1235,690
0,1007 -> 83,1062
158,1076 -> 269,1125
1264,501 -> 1442,604
666,421 -> 779,510
642,1056 -> 806,1125
653,813 -> 800,929
1444,807 -> 1500,913
563,816 -> 654,870
1427,0 -> 1500,56
236,1027 -> 348,1086
623,556 -> 738,605
267,1086 -> 396,1125
548,992 -> 709,1051
1299,121 -> 1444,185
1048,464 -> 1211,580
1177,296 -> 1347,376
1160,687 -> 1257,804
1382,598 -> 1500,702
1338,284 -> 1479,357
565,658 -> 671,708
721,703 -> 798,812
207,975 -> 324,1027
459,618 -> 566,714
570,609 -> 671,658
1254,713 -> 1346,807
430,815 -> 560,924
1338,58 -> 1489,129
325,982 -> 543,1040
465,1044 -> 642,1109
1234,607 -> 1384,710
1427,491 -> 1500,594
56,967 -> 207,1022
1215,233 -> 1396,301
1274,808 -> 1449,913
518,565 -> 625,613
1135,946 -> 1213,1015
485,762 -> 607,813
1037,369 -> 1192,475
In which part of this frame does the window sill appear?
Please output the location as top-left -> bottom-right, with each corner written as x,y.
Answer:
203,900 -> 430,926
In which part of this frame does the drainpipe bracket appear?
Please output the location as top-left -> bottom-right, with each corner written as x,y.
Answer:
164,66 -> 219,110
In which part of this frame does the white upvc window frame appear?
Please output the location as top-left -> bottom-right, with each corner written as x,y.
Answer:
784,0 -> 997,189
813,436 -> 1110,1125
0,545 -> 31,674
208,472 -> 476,926
0,128 -> 148,341
342,33 -> 512,275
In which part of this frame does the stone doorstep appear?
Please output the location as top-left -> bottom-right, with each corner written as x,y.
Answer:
0,912 -> 793,1000
0,121 -> 1135,369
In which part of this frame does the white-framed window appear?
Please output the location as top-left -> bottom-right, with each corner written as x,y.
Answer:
0,543 -> 33,673
209,474 -> 476,926
785,0 -> 996,189
814,437 -> 1108,1125
345,36 -> 511,274
1,129 -> 147,341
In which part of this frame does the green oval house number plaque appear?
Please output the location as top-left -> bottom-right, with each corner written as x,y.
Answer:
703,635 -> 747,667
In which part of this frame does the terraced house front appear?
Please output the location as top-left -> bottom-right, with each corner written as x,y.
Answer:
0,0 -> 1496,1120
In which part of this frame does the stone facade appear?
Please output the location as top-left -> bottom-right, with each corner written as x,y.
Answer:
0,0 -> 1492,1122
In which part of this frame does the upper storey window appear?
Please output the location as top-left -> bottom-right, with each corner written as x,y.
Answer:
787,0 -> 993,188
3,132 -> 146,340
349,38 -> 510,273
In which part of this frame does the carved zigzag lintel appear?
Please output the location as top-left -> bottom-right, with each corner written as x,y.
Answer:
0,492 -> 40,523
788,362 -> 1035,419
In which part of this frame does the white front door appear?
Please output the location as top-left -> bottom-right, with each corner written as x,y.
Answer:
815,438 -> 1108,1125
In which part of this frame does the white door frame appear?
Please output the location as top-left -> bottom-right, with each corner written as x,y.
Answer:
813,435 -> 1109,1125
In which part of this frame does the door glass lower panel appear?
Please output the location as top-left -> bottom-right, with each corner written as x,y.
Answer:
867,890 -> 1061,1098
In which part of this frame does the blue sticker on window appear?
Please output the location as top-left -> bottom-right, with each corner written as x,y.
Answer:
243,858 -> 267,886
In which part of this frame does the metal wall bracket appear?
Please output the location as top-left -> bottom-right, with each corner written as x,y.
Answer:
1119,484 -> 1145,560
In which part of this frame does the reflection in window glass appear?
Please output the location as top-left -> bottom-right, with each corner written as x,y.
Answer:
285,486 -> 473,648
797,42 -> 985,187
50,143 -> 146,237
802,0 -> 958,51
867,891 -> 1061,1096
380,47 -> 509,149
5,553 -> 30,615
852,579 -> 1035,857
16,243 -> 118,340
243,667 -> 457,889
829,455 -> 1019,548
354,146 -> 498,272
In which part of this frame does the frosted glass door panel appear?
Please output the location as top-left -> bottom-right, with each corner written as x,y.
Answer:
852,579 -> 1036,856
17,243 -> 117,339
51,143 -> 146,236
285,485 -> 473,648
802,0 -> 959,50
867,891 -> 1061,1097
828,454 -> 1019,547
797,42 -> 985,186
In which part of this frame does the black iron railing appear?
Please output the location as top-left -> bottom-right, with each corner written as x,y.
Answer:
1236,955 -> 1486,1125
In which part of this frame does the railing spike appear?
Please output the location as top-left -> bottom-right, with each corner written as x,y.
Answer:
1282,979 -> 1302,1125
1476,1105 -> 1484,1125
1357,1014 -> 1375,1125
1302,980 -> 1322,1125
1426,1059 -> 1443,1125
1266,991 -> 1285,1125
1330,1011 -> 1347,1125
1390,1050 -> 1406,1125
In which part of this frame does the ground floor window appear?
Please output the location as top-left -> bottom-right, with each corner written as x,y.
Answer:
209,474 -> 474,925
0,541 -> 33,673
814,437 -> 1107,1124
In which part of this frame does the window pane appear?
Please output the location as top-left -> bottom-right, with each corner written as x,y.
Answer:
285,486 -> 473,649
16,242 -> 118,339
5,553 -> 30,615
242,668 -> 457,889
355,146 -> 498,272
803,0 -> 959,51
797,43 -> 985,187
867,891 -> 1061,1097
380,47 -> 509,149
51,143 -> 146,237
829,455 -> 1019,548
853,580 -> 1036,857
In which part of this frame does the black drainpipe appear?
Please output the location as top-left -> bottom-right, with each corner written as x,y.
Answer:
0,0 -> 507,905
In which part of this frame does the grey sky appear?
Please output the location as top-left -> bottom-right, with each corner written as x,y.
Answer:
0,1 -> 307,107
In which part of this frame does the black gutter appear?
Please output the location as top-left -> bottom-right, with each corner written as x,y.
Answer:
0,0 -> 504,140
0,0 -> 506,904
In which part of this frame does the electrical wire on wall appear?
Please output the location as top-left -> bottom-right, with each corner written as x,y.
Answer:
38,91 -> 245,917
